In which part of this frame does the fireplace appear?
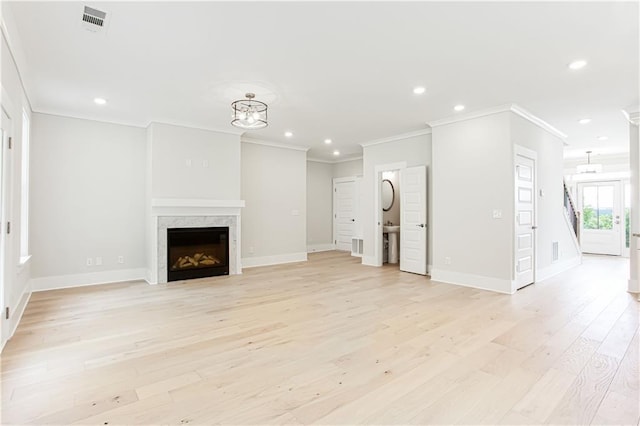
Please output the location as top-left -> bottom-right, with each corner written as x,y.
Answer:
167,227 -> 229,281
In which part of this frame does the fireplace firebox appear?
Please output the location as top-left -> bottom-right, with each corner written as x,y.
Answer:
167,227 -> 229,281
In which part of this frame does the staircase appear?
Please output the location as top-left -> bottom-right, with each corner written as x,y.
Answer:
564,181 -> 580,242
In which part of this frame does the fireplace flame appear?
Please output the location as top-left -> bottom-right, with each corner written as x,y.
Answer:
172,253 -> 221,270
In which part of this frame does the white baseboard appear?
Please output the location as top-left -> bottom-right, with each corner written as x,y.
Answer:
1,282 -> 32,352
361,255 -> 379,267
431,268 -> 514,294
145,269 -> 157,285
307,244 -> 335,253
242,252 -> 307,268
536,256 -> 582,283
30,268 -> 147,292
629,279 -> 639,295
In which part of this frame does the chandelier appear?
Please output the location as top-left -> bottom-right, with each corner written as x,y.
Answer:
231,93 -> 268,129
576,150 -> 602,174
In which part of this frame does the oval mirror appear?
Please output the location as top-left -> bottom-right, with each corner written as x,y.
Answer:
382,179 -> 394,211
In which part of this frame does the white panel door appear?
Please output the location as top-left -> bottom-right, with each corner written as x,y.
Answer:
515,155 -> 535,289
400,166 -> 427,275
578,181 -> 622,255
333,180 -> 355,251
0,108 -> 11,344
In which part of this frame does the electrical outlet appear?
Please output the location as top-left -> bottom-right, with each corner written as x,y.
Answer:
444,257 -> 452,265
492,209 -> 503,219
249,246 -> 254,254
95,256 -> 103,266
117,256 -> 124,264
86,257 -> 93,266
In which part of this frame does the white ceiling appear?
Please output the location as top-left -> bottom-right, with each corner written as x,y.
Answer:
5,1 -> 639,161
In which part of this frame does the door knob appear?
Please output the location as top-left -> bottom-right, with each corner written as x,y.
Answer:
351,219 -> 355,222
416,224 -> 425,228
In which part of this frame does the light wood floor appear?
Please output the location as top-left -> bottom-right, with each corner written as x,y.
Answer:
1,252 -> 638,425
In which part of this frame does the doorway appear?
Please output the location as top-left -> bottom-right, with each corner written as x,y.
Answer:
373,162 -> 428,275
577,180 -> 623,256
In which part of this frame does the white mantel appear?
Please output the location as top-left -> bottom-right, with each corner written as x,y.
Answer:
147,199 -> 245,284
151,198 -> 245,216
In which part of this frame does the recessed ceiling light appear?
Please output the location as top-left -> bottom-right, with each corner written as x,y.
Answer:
94,97 -> 107,105
413,86 -> 426,95
284,131 -> 293,138
454,105 -> 465,112
597,136 -> 608,141
568,60 -> 587,70
324,139 -> 332,144
333,150 -> 340,156
578,118 -> 591,124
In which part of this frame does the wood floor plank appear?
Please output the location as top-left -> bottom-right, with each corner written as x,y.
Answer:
545,352 -> 620,424
0,252 -> 636,425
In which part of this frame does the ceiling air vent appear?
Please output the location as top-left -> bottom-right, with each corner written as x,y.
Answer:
81,6 -> 108,33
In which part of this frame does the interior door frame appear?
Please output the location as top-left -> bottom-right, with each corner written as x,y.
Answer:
373,162 -> 406,267
513,145 -> 537,289
576,179 -> 624,256
623,179 -> 631,257
332,176 -> 357,251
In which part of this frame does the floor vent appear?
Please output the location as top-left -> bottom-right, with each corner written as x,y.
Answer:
351,238 -> 363,258
552,241 -> 559,263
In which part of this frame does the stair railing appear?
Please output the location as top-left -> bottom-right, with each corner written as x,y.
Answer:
563,181 -> 580,243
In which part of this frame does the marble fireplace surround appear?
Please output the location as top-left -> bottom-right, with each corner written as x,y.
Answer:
151,199 -> 245,284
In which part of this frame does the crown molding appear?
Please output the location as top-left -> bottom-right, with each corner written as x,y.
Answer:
1,14 -> 34,113
427,104 -> 512,128
148,120 -> 244,136
308,155 -> 363,164
359,128 -> 432,148
427,103 -> 568,140
241,137 -> 310,152
334,155 -> 363,164
622,108 -> 640,126
510,104 -> 568,140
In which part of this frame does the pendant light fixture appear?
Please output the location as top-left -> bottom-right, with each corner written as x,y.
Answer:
576,150 -> 602,174
231,93 -> 268,130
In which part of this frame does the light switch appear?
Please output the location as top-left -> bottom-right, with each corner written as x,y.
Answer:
492,209 -> 503,219
291,209 -> 300,216
185,159 -> 192,167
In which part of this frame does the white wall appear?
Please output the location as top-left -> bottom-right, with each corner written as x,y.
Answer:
1,28 -> 32,348
333,158 -> 363,178
511,114 -> 581,277
148,123 -> 240,199
307,160 -> 333,251
361,133 -> 432,266
241,141 -> 307,266
431,112 -> 514,291
30,114 -> 147,284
